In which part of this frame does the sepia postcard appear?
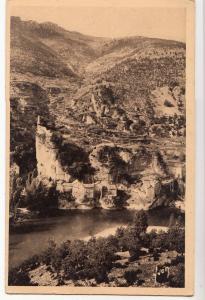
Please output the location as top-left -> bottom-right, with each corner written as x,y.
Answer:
6,0 -> 195,295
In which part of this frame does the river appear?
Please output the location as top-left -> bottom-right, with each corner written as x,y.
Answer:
9,208 -> 183,269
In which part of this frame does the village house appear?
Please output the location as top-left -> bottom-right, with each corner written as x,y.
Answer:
72,180 -> 95,203
56,181 -> 73,193
107,184 -> 117,200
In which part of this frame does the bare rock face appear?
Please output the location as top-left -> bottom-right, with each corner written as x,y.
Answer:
36,121 -> 71,182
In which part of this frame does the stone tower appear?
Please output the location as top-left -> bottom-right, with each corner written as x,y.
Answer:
36,117 -> 70,182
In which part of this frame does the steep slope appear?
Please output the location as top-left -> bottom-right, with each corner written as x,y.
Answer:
10,16 -> 186,188
75,37 -> 185,139
10,16 -> 109,77
10,80 -> 51,174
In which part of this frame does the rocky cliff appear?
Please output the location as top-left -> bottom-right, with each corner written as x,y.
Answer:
35,121 -> 184,210
10,17 -> 186,210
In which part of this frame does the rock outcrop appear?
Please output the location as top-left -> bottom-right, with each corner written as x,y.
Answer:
36,117 -> 71,183
35,119 -> 184,210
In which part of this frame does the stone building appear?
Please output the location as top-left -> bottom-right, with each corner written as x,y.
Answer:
72,180 -> 95,203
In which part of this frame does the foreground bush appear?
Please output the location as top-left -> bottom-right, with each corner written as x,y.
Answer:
39,236 -> 118,283
124,269 -> 142,286
8,268 -> 32,286
169,263 -> 185,287
8,255 -> 41,286
9,210 -> 185,286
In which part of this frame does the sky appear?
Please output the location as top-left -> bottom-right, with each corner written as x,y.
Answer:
10,6 -> 186,42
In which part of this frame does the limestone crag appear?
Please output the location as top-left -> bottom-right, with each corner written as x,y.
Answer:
35,118 -> 184,210
36,117 -> 71,183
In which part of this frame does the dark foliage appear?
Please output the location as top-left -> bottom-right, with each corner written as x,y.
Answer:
169,263 -> 185,287
124,269 -> 142,286
24,178 -> 59,211
8,255 -> 40,286
9,209 -> 185,287
8,268 -> 32,286
113,190 -> 130,208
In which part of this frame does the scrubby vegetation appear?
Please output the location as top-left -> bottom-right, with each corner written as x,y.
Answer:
23,174 -> 59,212
9,171 -> 59,223
9,17 -> 186,289
9,210 -> 185,287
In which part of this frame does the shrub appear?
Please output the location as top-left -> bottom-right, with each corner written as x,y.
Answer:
164,99 -> 174,107
141,230 -> 157,249
61,240 -> 88,280
40,239 -> 71,272
169,263 -> 185,287
153,250 -> 160,261
150,232 -> 167,251
8,268 -> 32,286
54,236 -> 118,283
86,237 -> 117,283
149,226 -> 185,254
8,255 -> 41,286
132,210 -> 148,237
24,175 -> 59,211
124,269 -> 142,286
171,255 -> 185,266
113,190 -> 129,208
163,225 -> 185,254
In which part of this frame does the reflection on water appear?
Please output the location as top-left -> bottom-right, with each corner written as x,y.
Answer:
9,208 -> 183,269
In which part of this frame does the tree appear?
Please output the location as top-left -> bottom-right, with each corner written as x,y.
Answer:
24,173 -> 59,211
126,233 -> 141,260
9,174 -> 24,222
127,210 -> 148,258
166,225 -> 185,254
169,263 -> 185,287
131,210 -> 148,237
116,227 -> 130,251
62,240 -> 88,280
42,240 -> 71,274
124,269 -> 142,286
86,237 -> 117,283
113,190 -> 129,208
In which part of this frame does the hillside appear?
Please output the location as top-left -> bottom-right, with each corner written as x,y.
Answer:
10,16 -> 186,201
10,16 -> 108,77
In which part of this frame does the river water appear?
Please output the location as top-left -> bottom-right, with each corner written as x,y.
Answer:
9,208 -> 183,269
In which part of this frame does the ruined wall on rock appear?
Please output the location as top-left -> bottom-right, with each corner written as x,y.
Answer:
36,119 -> 70,183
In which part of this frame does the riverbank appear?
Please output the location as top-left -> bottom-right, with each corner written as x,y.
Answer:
9,207 -> 184,269
10,206 -> 184,229
9,211 -> 185,287
27,249 -> 182,287
83,225 -> 169,241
